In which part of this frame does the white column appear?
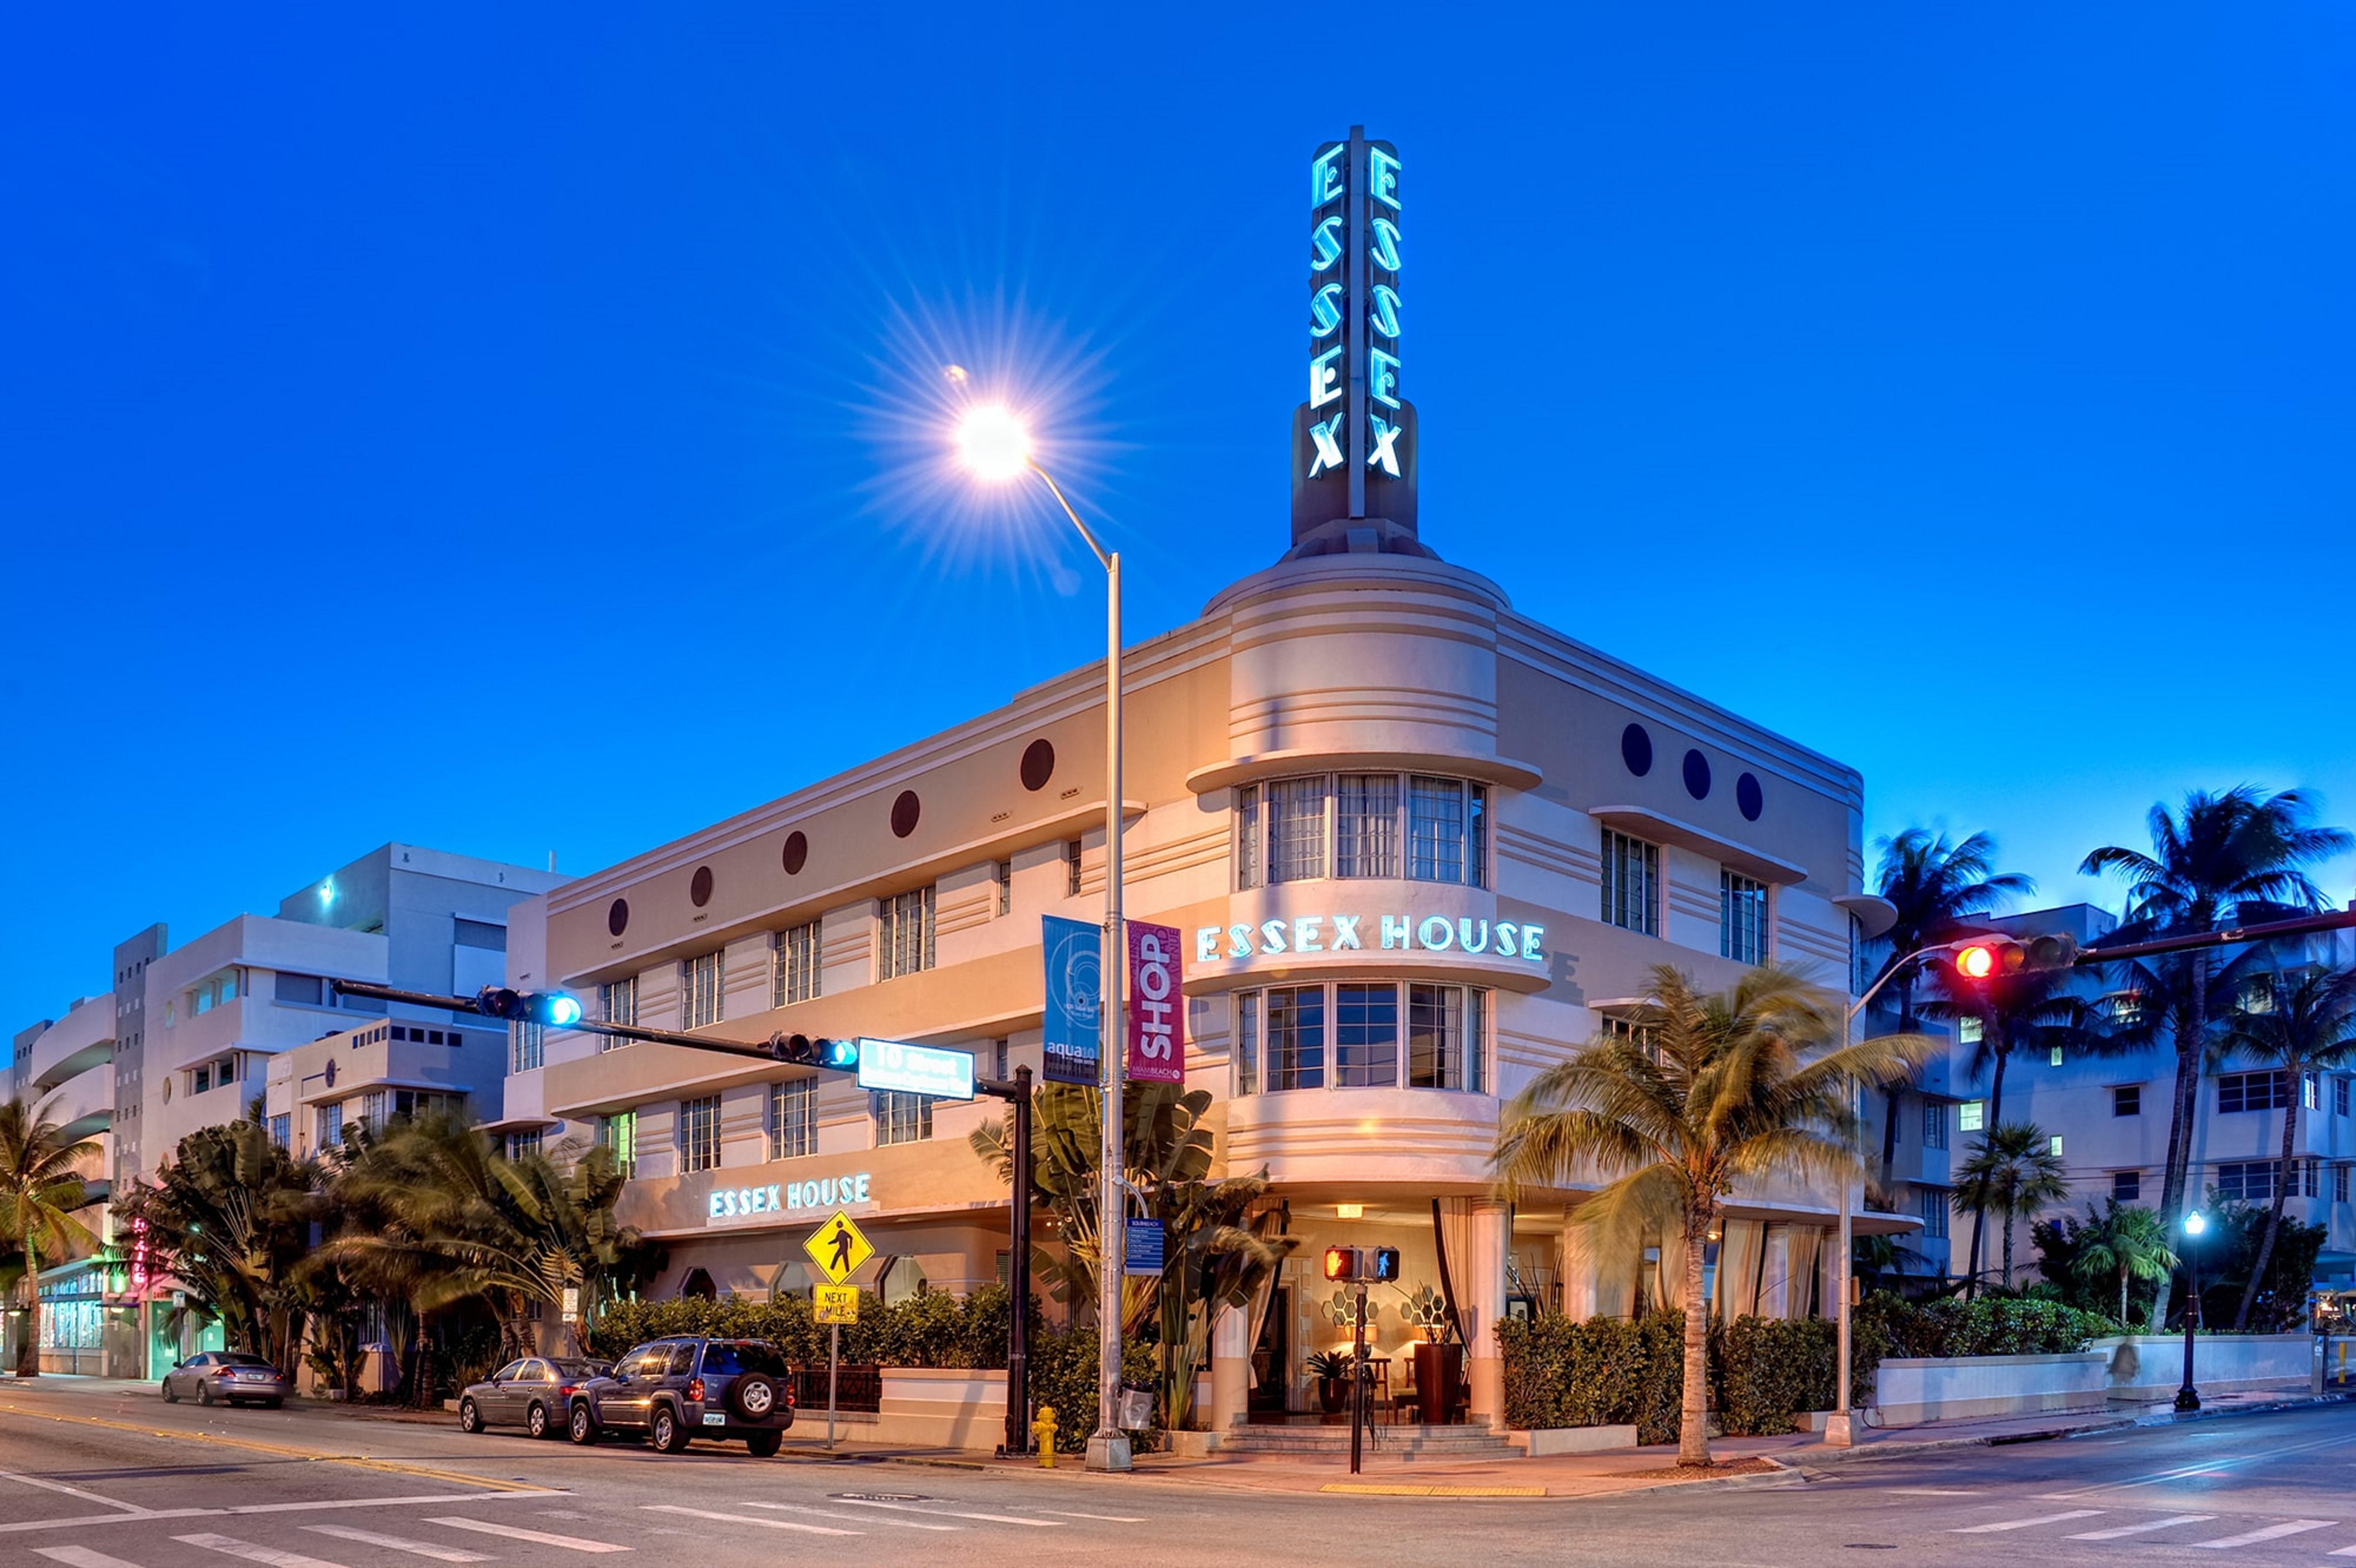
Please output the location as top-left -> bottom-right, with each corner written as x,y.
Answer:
1466,1198 -> 1511,1427
1210,1303 -> 1250,1431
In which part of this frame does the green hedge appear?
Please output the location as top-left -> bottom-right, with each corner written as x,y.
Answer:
1497,1311 -> 1709,1443
587,1286 -> 1021,1368
1858,1294 -> 2124,1358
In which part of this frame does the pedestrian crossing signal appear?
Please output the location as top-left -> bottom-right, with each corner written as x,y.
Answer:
1371,1246 -> 1401,1281
1324,1246 -> 1361,1281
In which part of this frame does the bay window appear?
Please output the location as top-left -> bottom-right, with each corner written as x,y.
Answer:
1237,771 -> 1491,890
1234,981 -> 1488,1095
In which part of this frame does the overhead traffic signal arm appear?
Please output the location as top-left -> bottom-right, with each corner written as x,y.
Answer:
329,979 -> 776,1061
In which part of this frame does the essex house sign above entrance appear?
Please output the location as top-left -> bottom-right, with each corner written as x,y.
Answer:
1196,914 -> 1547,964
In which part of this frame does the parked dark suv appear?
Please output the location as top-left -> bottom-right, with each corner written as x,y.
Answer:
566,1336 -> 796,1456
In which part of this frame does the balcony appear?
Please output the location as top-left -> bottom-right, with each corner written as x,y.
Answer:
36,1061 -> 113,1142
28,1001 -> 114,1090
1225,1087 -> 1501,1192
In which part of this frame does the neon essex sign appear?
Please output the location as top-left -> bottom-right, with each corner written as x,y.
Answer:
1196,914 -> 1546,964
708,1171 -> 873,1225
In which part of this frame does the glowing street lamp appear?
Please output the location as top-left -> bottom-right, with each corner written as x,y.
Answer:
955,402 -> 1132,1473
2177,1210 -> 2209,1411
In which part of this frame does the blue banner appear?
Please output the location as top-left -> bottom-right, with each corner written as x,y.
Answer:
1041,915 -> 1101,1086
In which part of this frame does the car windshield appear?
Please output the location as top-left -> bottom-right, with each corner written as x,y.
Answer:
218,1354 -> 274,1368
702,1341 -> 788,1377
550,1359 -> 609,1379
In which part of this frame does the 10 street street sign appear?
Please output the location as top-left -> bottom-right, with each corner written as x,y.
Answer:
853,1036 -> 975,1100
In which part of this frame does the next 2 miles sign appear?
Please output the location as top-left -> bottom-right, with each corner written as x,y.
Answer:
854,1037 -> 975,1100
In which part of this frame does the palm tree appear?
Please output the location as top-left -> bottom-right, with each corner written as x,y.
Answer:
2217,965 -> 2356,1329
1491,964 -> 1935,1466
1924,962 -> 2102,1297
1868,830 -> 2035,1186
2069,1200 -> 2178,1326
1953,1123 -> 2070,1292
2081,787 -> 2350,1316
0,1098 -> 102,1376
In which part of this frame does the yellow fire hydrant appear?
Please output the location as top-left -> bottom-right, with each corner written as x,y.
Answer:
1031,1405 -> 1057,1467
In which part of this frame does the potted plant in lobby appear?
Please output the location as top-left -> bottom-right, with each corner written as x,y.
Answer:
1304,1350 -> 1352,1414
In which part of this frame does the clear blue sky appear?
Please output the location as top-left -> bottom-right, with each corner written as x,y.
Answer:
5,5 -> 2352,1041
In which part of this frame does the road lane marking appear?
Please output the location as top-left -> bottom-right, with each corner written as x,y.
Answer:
0,1491 -> 550,1537
741,1501 -> 952,1531
1022,1508 -> 1152,1522
1951,1510 -> 2105,1533
303,1525 -> 494,1563
0,1468 -> 148,1513
2066,1514 -> 2216,1540
0,1404 -> 548,1493
2044,1432 -> 2351,1496
831,1498 -> 1059,1527
33,1550 -> 148,1568
1886,1489 -> 1980,1496
643,1505 -> 861,1537
176,1535 -> 351,1568
2194,1520 -> 2334,1548
427,1518 -> 629,1553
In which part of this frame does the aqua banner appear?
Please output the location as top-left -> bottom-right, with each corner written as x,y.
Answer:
1041,915 -> 1102,1086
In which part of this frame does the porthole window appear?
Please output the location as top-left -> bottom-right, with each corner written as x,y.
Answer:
1621,723 -> 1654,777
1020,739 -> 1056,792
890,790 -> 921,839
607,899 -> 630,937
1682,749 -> 1712,801
781,831 -> 809,876
1737,772 -> 1763,822
689,865 -> 715,908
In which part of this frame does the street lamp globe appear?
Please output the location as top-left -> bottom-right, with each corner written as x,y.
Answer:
957,404 -> 1032,483
2184,1211 -> 2208,1237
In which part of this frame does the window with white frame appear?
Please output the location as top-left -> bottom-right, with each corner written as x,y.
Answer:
315,1101 -> 345,1151
508,1131 -> 543,1161
1848,914 -> 1870,997
2338,1164 -> 2351,1204
1959,1100 -> 1985,1133
1917,1187 -> 1950,1239
511,1021 -> 544,1073
878,888 -> 935,980
2306,1072 -> 2322,1111
994,859 -> 1012,918
2113,1084 -> 2141,1116
1063,839 -> 1083,897
872,1089 -> 932,1146
2212,1159 -> 2277,1204
1957,1015 -> 1984,1045
1922,1100 -> 1948,1149
768,1078 -> 816,1161
774,920 -> 822,1006
267,1114 -> 290,1150
2218,1070 -> 2291,1113
1600,830 -> 1659,936
1720,869 -> 1767,964
598,1111 -> 636,1176
2340,1077 -> 2351,1118
1233,981 -> 1489,1096
1235,772 -> 1490,890
682,951 -> 724,1028
2111,1169 -> 2141,1202
678,1094 -> 721,1173
599,976 -> 637,1053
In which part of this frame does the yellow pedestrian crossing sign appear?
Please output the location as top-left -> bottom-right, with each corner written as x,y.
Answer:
805,1210 -> 873,1286
814,1283 -> 859,1325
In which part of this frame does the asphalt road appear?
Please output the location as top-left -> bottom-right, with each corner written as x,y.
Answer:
4,1380 -> 2355,1567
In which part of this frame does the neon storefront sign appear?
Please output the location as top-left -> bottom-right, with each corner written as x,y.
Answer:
708,1171 -> 873,1224
1195,915 -> 1545,964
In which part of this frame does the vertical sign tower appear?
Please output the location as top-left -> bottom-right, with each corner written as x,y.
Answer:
1290,126 -> 1424,558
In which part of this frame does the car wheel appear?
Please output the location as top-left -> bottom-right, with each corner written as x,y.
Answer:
746,1430 -> 783,1458
567,1401 -> 599,1445
162,1381 -> 178,1403
650,1405 -> 689,1454
198,1383 -> 214,1407
458,1398 -> 483,1434
527,1402 -> 551,1440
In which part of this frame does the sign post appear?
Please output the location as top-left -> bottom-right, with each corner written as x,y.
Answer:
805,1211 -> 874,1452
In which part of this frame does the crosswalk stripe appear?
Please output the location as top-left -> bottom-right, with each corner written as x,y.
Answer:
175,1535 -> 350,1568
1951,1510 -> 2105,1533
426,1518 -> 629,1553
304,1525 -> 494,1563
33,1549 -> 148,1568
1024,1509 -> 1151,1522
741,1502 -> 954,1531
642,1505 -> 861,1537
832,1498 -> 1061,1528
2196,1520 -> 2335,1549
2067,1514 -> 2215,1540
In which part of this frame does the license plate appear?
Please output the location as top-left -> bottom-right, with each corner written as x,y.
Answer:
702,1412 -> 726,1425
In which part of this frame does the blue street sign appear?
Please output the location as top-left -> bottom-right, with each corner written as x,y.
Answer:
1124,1215 -> 1166,1277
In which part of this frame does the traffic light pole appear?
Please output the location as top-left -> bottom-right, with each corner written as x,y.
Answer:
979,1067 -> 1035,1456
1349,1281 -> 1369,1475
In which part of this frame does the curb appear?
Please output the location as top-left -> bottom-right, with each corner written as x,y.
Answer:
1795,1391 -> 2352,1466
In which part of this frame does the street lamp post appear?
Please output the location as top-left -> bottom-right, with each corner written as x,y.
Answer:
2177,1211 -> 2208,1412
957,406 -> 1132,1473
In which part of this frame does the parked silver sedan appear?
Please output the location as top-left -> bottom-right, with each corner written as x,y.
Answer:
457,1356 -> 613,1439
161,1351 -> 293,1408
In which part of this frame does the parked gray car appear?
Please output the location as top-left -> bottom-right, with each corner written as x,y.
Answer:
565,1336 -> 795,1455
456,1356 -> 612,1439
161,1351 -> 292,1408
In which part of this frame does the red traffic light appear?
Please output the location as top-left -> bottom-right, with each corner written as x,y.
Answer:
1950,939 -> 2024,981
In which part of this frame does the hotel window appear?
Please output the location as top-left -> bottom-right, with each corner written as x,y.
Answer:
1408,983 -> 1483,1092
872,1089 -> 933,1147
2306,1072 -> 2322,1111
995,859 -> 1013,917
510,1021 -> 544,1073
1922,1100 -> 1948,1149
2340,1078 -> 2352,1118
1335,982 -> 1400,1087
508,1131 -> 543,1161
2050,1045 -> 2065,1067
682,950 -> 724,1028
2112,1169 -> 2141,1203
1848,915 -> 1870,997
878,887 -> 936,980
1267,776 -> 1330,884
598,1111 -> 636,1176
267,1114 -> 290,1150
2218,1070 -> 2291,1113
1719,870 -> 1767,964
768,1078 -> 816,1160
1236,786 -> 1261,888
1335,774 -> 1401,878
1917,1187 -> 1950,1240
678,1095 -> 721,1174
2113,1084 -> 2140,1116
2339,1164 -> 2351,1204
1959,1100 -> 1985,1134
1407,776 -> 1486,887
1234,991 -> 1260,1096
599,976 -> 638,1052
1266,984 -> 1326,1091
315,1102 -> 345,1150
1600,830 -> 1659,936
1063,839 -> 1083,897
774,920 -> 822,1007
2049,1134 -> 2063,1157
1957,1015 -> 1984,1045
2212,1160 -> 2277,1204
